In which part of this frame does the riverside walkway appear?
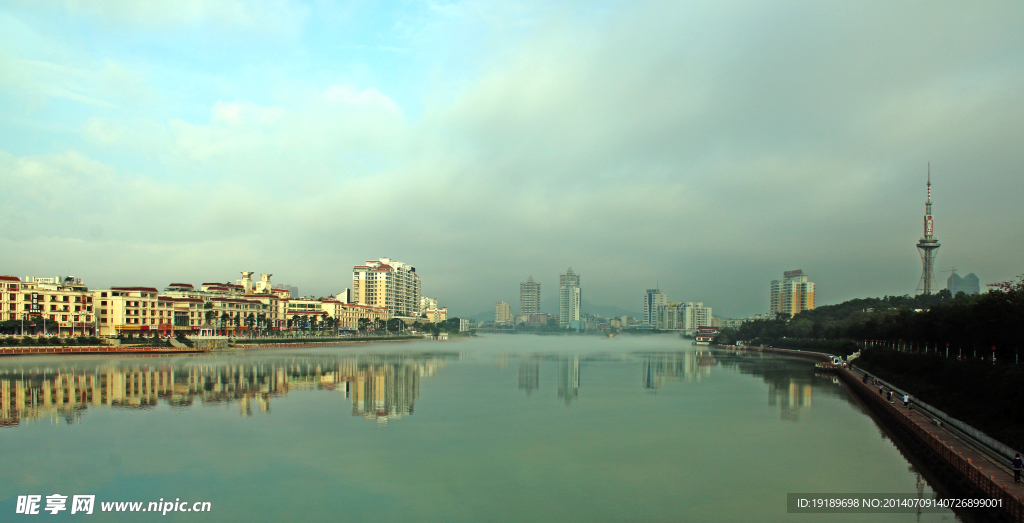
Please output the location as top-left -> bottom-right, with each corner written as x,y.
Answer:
722,345 -> 1024,521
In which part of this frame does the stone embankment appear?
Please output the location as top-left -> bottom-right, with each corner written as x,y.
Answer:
232,337 -> 419,349
0,345 -> 204,356
720,344 -> 1024,522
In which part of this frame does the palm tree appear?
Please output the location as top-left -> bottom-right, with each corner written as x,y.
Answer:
292,314 -> 303,333
219,312 -> 230,335
357,317 -> 370,332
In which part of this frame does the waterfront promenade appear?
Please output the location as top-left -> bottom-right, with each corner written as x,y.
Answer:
723,344 -> 1024,521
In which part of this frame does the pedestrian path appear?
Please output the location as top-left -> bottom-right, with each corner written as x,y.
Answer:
839,367 -> 1024,521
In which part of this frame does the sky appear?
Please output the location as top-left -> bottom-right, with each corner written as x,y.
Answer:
1,0 -> 1023,319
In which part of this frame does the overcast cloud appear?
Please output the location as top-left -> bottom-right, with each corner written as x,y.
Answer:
1,0 -> 1022,318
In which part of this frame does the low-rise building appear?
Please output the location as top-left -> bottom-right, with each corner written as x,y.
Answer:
2,276 -> 96,335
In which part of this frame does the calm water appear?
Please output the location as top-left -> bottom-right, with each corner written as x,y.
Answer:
0,335 -> 961,522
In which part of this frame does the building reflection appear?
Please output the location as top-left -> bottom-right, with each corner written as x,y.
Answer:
0,353 -> 450,427
641,351 -> 717,389
768,379 -> 813,421
557,356 -> 580,405
518,359 -> 539,396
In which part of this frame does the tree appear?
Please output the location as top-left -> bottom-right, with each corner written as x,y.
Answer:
219,312 -> 230,334
292,314 -> 303,332
387,318 -> 404,332
358,317 -> 370,332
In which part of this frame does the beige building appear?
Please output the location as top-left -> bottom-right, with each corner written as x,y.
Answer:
318,299 -> 388,331
94,287 -> 164,337
352,258 -> 421,318
495,301 -> 512,324
1,276 -> 95,335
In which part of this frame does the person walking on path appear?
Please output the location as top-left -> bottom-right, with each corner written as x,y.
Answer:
903,394 -> 909,407
1014,453 -> 1022,484
886,390 -> 893,404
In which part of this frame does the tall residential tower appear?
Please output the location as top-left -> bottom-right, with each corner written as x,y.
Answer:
770,270 -> 815,318
642,289 -> 666,327
520,277 -> 541,315
558,268 -> 581,328
352,258 -> 421,317
916,166 -> 940,295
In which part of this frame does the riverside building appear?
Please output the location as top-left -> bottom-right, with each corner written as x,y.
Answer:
1,276 -> 96,335
495,302 -> 512,325
352,258 -> 421,318
520,277 -> 541,315
558,268 -> 581,328
643,289 -> 666,327
769,270 -> 815,318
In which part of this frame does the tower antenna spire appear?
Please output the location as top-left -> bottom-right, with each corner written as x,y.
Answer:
916,163 -> 940,295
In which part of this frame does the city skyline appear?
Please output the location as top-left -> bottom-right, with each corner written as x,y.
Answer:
1,2 -> 1023,318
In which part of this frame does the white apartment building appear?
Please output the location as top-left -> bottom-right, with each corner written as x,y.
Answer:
656,301 -> 713,333
558,268 -> 581,328
352,258 -> 421,318
643,289 -> 666,326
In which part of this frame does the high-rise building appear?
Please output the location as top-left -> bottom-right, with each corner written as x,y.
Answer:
519,276 -> 541,315
947,272 -> 980,296
657,301 -> 712,333
916,166 -> 940,295
352,258 -> 421,318
770,270 -> 815,318
643,289 -> 666,326
494,301 -> 512,324
558,268 -> 581,328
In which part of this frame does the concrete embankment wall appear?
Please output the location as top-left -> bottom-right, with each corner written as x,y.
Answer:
233,338 -> 418,349
721,344 -> 1024,522
0,345 -> 205,356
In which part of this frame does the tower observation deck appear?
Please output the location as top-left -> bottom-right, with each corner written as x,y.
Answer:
916,165 -> 940,295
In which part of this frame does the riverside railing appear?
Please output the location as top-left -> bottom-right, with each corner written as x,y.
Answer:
852,365 -> 1021,465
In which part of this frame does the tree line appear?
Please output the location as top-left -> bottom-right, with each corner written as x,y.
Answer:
714,274 -> 1024,361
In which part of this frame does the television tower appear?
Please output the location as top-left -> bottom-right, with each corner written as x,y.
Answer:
915,164 -> 940,294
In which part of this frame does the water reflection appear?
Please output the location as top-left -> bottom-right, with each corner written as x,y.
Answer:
768,380 -> 813,421
0,353 -> 454,427
640,350 -> 717,389
518,359 -> 539,396
557,356 -> 580,405
506,351 -> 720,404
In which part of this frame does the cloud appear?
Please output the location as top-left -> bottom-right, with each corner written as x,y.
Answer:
2,0 -> 1023,317
38,0 -> 307,34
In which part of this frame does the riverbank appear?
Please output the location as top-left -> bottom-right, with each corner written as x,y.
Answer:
233,336 -> 420,349
0,345 -> 205,356
718,343 -> 1024,522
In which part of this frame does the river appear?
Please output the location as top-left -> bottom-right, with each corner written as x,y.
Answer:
0,334 -> 965,522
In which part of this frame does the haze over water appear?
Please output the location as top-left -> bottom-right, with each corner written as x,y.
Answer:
1,335 -> 960,522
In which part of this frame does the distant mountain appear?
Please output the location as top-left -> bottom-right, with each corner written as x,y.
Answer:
580,300 -> 639,318
467,309 -> 496,322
